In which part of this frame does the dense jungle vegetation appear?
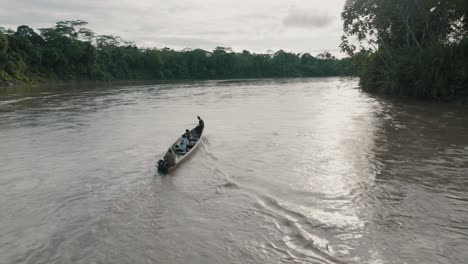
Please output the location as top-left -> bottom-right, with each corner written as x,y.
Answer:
0,20 -> 354,86
341,0 -> 468,99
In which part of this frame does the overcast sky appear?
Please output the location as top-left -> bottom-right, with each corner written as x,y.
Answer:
1,0 -> 347,56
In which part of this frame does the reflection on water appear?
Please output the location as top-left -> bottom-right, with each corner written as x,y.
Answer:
1,78 -> 467,264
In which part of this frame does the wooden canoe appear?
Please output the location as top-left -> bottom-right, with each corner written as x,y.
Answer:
158,124 -> 205,174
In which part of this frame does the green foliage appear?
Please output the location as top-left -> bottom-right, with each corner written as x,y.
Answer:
0,20 -> 353,86
0,32 -> 9,54
341,0 -> 468,99
361,41 -> 468,98
0,70 -> 11,82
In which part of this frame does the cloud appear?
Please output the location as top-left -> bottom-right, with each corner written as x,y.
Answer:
283,8 -> 334,29
0,0 -> 347,57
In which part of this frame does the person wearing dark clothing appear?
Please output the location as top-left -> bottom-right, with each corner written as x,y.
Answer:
196,116 -> 204,133
197,116 -> 204,128
185,129 -> 192,141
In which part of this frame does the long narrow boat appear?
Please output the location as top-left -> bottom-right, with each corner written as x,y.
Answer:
157,123 -> 205,174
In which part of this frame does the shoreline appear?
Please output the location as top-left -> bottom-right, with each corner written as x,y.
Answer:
0,76 -> 351,91
1,77 -> 466,105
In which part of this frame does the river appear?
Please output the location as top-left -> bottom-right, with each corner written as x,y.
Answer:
1,78 -> 467,264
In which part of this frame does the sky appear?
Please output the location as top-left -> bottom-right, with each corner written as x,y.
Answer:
1,0 -> 347,57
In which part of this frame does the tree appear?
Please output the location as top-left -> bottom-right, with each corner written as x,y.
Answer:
341,0 -> 468,99
316,51 -> 335,60
341,0 -> 467,55
0,32 -> 7,53
0,20 -> 354,85
0,32 -> 9,75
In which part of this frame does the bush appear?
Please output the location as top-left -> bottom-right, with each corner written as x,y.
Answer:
360,40 -> 468,99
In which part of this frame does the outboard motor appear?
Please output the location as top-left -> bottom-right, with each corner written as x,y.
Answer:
157,159 -> 168,174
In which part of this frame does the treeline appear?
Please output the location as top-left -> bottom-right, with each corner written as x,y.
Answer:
0,20 -> 354,86
341,0 -> 468,99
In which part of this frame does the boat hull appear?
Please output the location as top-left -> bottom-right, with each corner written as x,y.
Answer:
157,124 -> 204,174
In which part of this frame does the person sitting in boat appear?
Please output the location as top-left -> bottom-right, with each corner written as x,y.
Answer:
196,116 -> 204,133
185,129 -> 192,141
164,148 -> 176,167
185,129 -> 197,147
177,134 -> 189,152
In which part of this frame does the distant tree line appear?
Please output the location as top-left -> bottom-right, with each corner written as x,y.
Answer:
341,0 -> 468,99
0,20 -> 355,86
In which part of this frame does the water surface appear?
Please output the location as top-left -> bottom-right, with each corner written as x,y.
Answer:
1,78 -> 467,264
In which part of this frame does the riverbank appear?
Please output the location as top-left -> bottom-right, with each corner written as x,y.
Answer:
341,1 -> 467,102
1,21 -> 354,92
3,77 -> 467,106
1,76 -> 361,96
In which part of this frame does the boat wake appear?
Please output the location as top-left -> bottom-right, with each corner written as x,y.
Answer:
195,134 -> 354,263
251,194 -> 352,264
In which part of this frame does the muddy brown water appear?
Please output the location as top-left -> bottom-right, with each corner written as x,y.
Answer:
1,78 -> 467,264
